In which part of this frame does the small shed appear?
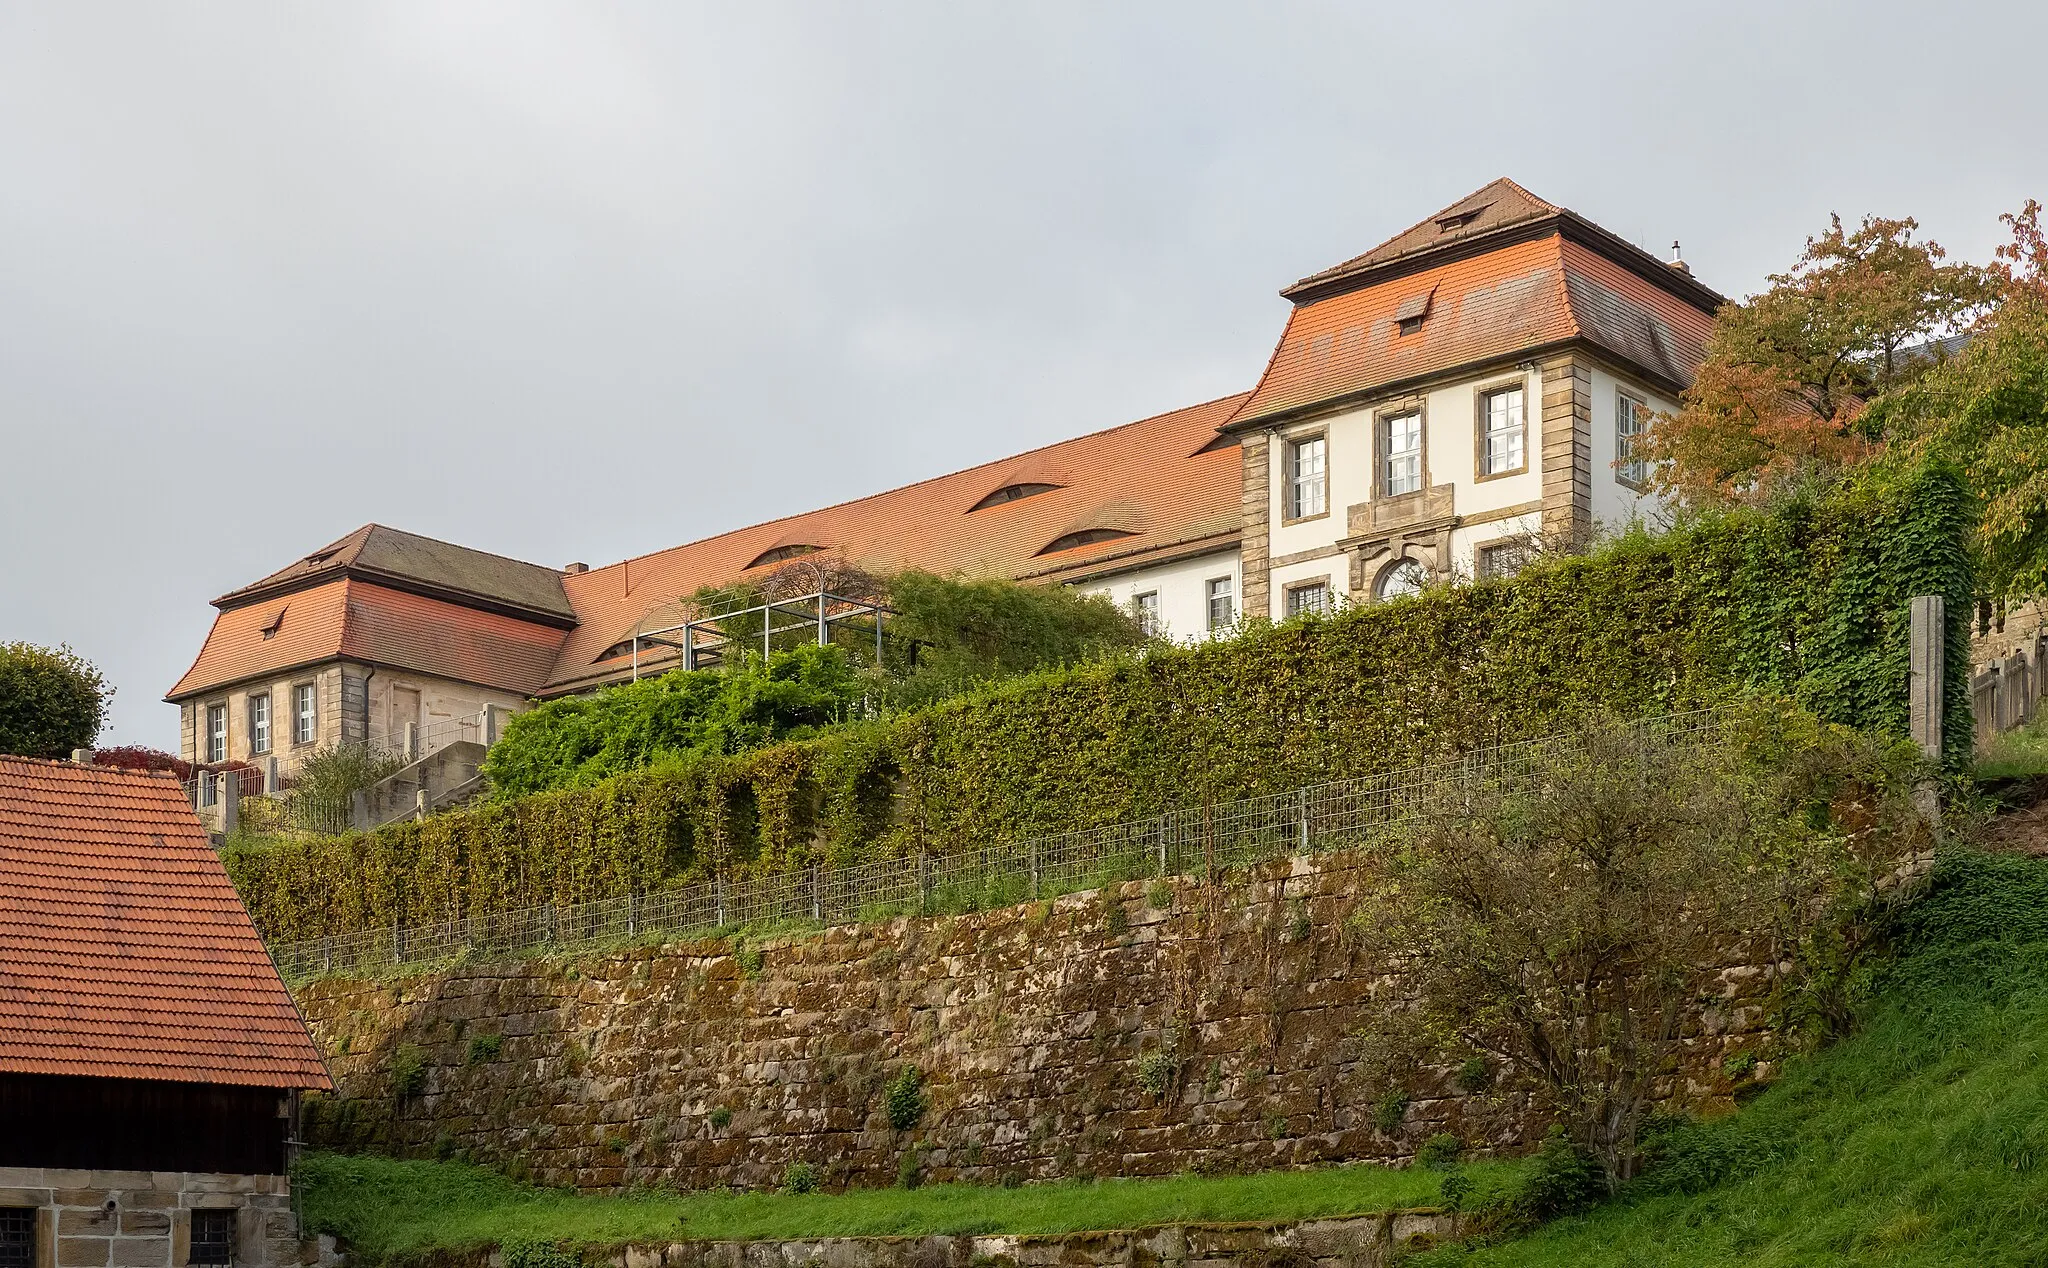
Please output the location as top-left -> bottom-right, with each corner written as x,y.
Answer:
0,756 -> 331,1268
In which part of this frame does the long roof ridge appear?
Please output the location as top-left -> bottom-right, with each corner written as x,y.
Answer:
1287,177 -> 1564,292
582,389 -> 1253,576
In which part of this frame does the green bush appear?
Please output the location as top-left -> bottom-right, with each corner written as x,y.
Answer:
780,1162 -> 821,1194
500,1235 -> 578,1268
224,464 -> 1975,944
885,1067 -> 927,1132
1373,1090 -> 1410,1134
391,1045 -> 427,1101
1416,1133 -> 1464,1171
466,1034 -> 502,1065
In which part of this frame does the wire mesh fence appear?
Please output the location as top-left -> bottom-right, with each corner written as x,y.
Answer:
267,707 -> 1728,981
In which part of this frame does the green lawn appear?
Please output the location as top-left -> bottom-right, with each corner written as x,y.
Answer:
1415,849 -> 2048,1267
298,1152 -> 1506,1259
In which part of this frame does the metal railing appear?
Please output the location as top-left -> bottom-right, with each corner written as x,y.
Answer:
266,708 -> 1727,981
364,710 -> 488,762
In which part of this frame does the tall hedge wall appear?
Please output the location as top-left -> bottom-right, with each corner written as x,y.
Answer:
225,463 -> 1974,942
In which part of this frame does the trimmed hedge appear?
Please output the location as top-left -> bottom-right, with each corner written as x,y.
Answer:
225,463 -> 1974,943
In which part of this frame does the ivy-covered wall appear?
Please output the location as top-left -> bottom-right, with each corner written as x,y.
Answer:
225,464 -> 1974,944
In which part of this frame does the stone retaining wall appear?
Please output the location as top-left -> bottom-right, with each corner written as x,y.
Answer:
297,850 -> 1773,1190
404,1211 -> 1458,1268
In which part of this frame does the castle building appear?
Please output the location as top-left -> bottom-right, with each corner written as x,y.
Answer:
167,180 -> 1719,778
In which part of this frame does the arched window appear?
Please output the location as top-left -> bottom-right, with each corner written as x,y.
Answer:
1374,559 -> 1429,602
971,482 -> 1063,511
1037,528 -> 1138,556
744,543 -> 823,570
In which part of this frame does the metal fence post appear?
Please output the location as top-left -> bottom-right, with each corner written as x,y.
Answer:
628,892 -> 638,937
1156,817 -> 1168,877
714,877 -> 726,928
1029,836 -> 1040,899
1297,788 -> 1310,854
918,852 -> 932,914
811,864 -> 823,921
392,922 -> 403,966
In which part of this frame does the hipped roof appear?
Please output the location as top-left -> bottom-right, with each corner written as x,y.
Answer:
0,758 -> 331,1090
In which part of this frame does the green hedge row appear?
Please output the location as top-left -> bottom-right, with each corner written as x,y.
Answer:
225,463 -> 1975,943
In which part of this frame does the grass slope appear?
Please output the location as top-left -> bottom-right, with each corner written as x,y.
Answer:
298,1155 -> 1504,1260
1418,849 -> 2048,1267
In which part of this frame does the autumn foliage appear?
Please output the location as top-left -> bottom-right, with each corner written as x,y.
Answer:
1643,215 -> 1994,502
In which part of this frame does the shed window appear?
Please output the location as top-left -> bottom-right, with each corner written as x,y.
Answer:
0,1208 -> 34,1268
190,1208 -> 234,1265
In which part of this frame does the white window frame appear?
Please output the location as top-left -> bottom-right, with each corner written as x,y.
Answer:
1285,580 -> 1331,617
1206,576 -> 1236,633
206,703 -> 227,764
1617,390 -> 1648,488
1478,539 -> 1534,580
1284,434 -> 1327,520
1478,385 -> 1526,477
1381,412 -> 1422,496
1130,591 -> 1161,638
294,682 -> 318,746
1375,559 -> 1429,601
249,691 -> 271,755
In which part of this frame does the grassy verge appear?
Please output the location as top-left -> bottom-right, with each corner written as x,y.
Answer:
298,1154 -> 1515,1259
1415,849 -> 2048,1267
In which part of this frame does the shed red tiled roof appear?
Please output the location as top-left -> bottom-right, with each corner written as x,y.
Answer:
0,758 -> 330,1090
167,577 -> 570,701
544,393 -> 1248,692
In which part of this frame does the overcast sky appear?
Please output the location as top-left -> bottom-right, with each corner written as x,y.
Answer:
2,2 -> 2042,750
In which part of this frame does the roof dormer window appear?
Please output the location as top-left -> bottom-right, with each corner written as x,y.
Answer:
743,544 -> 823,570
1435,207 -> 1485,233
259,606 -> 287,640
1037,528 -> 1138,556
1395,287 -> 1435,337
970,482 -> 1063,511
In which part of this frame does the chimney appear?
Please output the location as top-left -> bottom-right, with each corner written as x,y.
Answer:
1668,240 -> 1692,276
563,562 -> 589,575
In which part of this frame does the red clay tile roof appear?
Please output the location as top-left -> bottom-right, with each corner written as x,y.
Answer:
545,393 -> 1249,693
0,758 -> 330,1089
1228,232 -> 1716,430
167,577 -> 570,701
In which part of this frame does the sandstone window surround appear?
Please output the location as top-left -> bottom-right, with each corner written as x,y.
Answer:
1285,579 -> 1332,616
190,1207 -> 234,1265
293,683 -> 317,747
1379,410 -> 1424,497
1478,537 -> 1537,580
1616,387 -> 1649,489
1282,432 -> 1328,522
1206,576 -> 1236,632
206,703 -> 227,764
248,692 -> 271,756
1476,382 -> 1529,479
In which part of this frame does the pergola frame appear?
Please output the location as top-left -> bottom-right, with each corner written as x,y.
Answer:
628,590 -> 890,681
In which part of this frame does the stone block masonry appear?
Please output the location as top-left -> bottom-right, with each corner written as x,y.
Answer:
297,849 -> 1775,1191
0,1169 -> 298,1268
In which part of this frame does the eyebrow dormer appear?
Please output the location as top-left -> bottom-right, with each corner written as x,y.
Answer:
743,543 -> 823,570
971,482 -> 1063,511
1037,527 -> 1137,556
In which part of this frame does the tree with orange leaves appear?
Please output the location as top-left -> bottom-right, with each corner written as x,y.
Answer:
1643,215 -> 1995,503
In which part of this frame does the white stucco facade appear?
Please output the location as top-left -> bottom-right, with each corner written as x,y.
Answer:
1084,548 -> 1245,642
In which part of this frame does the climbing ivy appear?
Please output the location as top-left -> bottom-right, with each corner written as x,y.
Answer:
223,463 -> 1973,943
